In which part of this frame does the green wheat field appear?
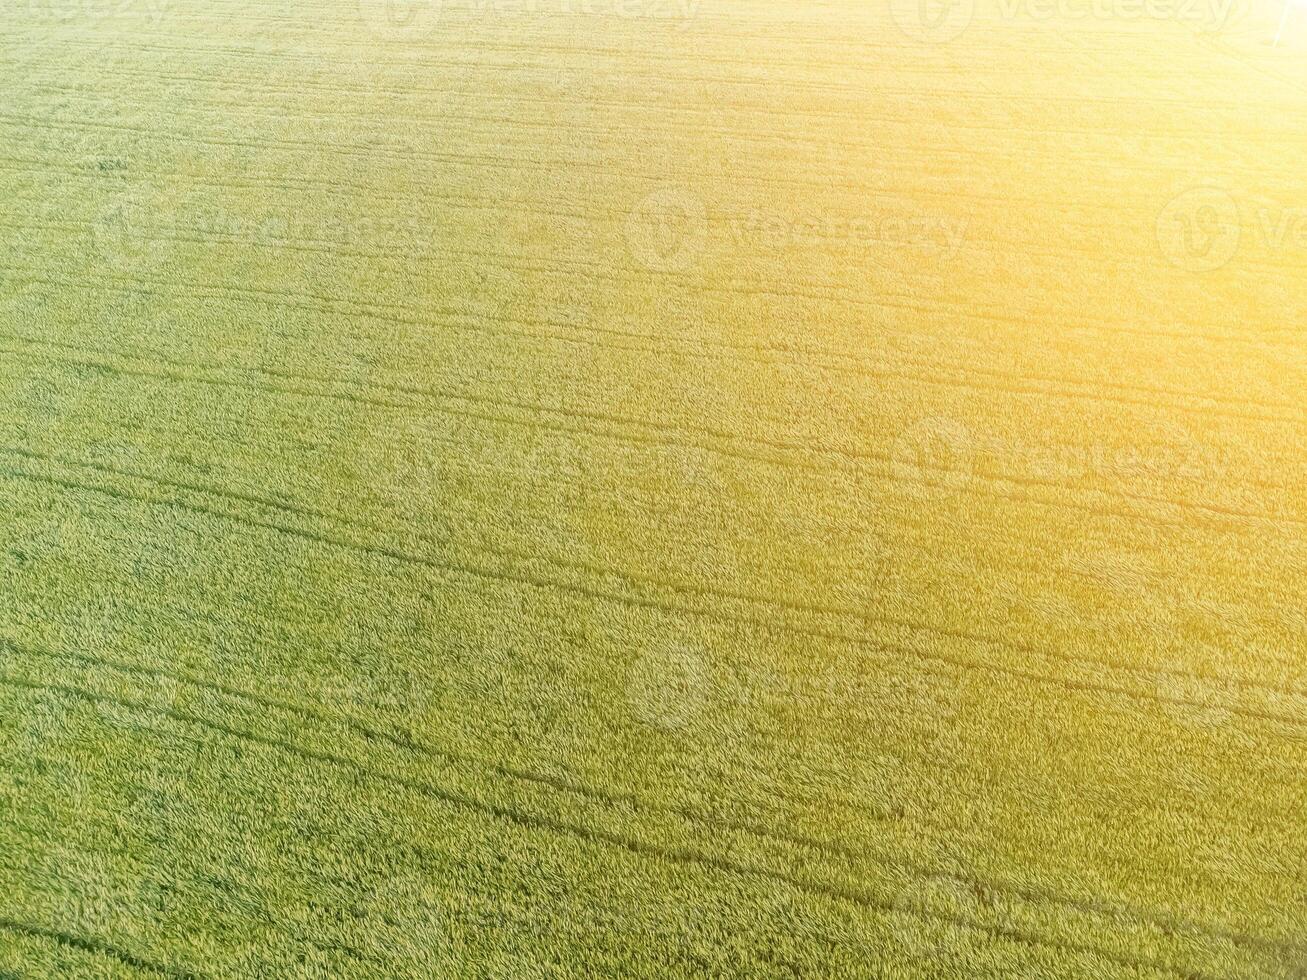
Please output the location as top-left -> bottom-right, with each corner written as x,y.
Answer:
2,0 -> 1306,975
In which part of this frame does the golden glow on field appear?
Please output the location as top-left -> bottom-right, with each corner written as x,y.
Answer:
0,0 -> 1304,975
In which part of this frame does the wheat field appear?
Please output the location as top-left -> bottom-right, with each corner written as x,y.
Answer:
1,0 -> 1306,975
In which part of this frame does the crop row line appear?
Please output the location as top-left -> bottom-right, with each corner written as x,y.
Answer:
3,21 -> 1233,82
3,432 -> 1301,699
15,51 -> 1283,119
2,317 -> 1302,540
5,207 -> 1305,359
0,670 -> 1230,980
2,449 -> 1304,743
9,225 -> 1303,429
25,74 -> 1294,157
0,916 -> 200,978
2,634 -> 1296,964
5,110 -> 1305,283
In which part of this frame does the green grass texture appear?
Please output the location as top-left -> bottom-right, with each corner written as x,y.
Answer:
2,0 -> 1306,975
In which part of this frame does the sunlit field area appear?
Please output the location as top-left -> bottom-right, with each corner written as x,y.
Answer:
2,0 -> 1306,975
